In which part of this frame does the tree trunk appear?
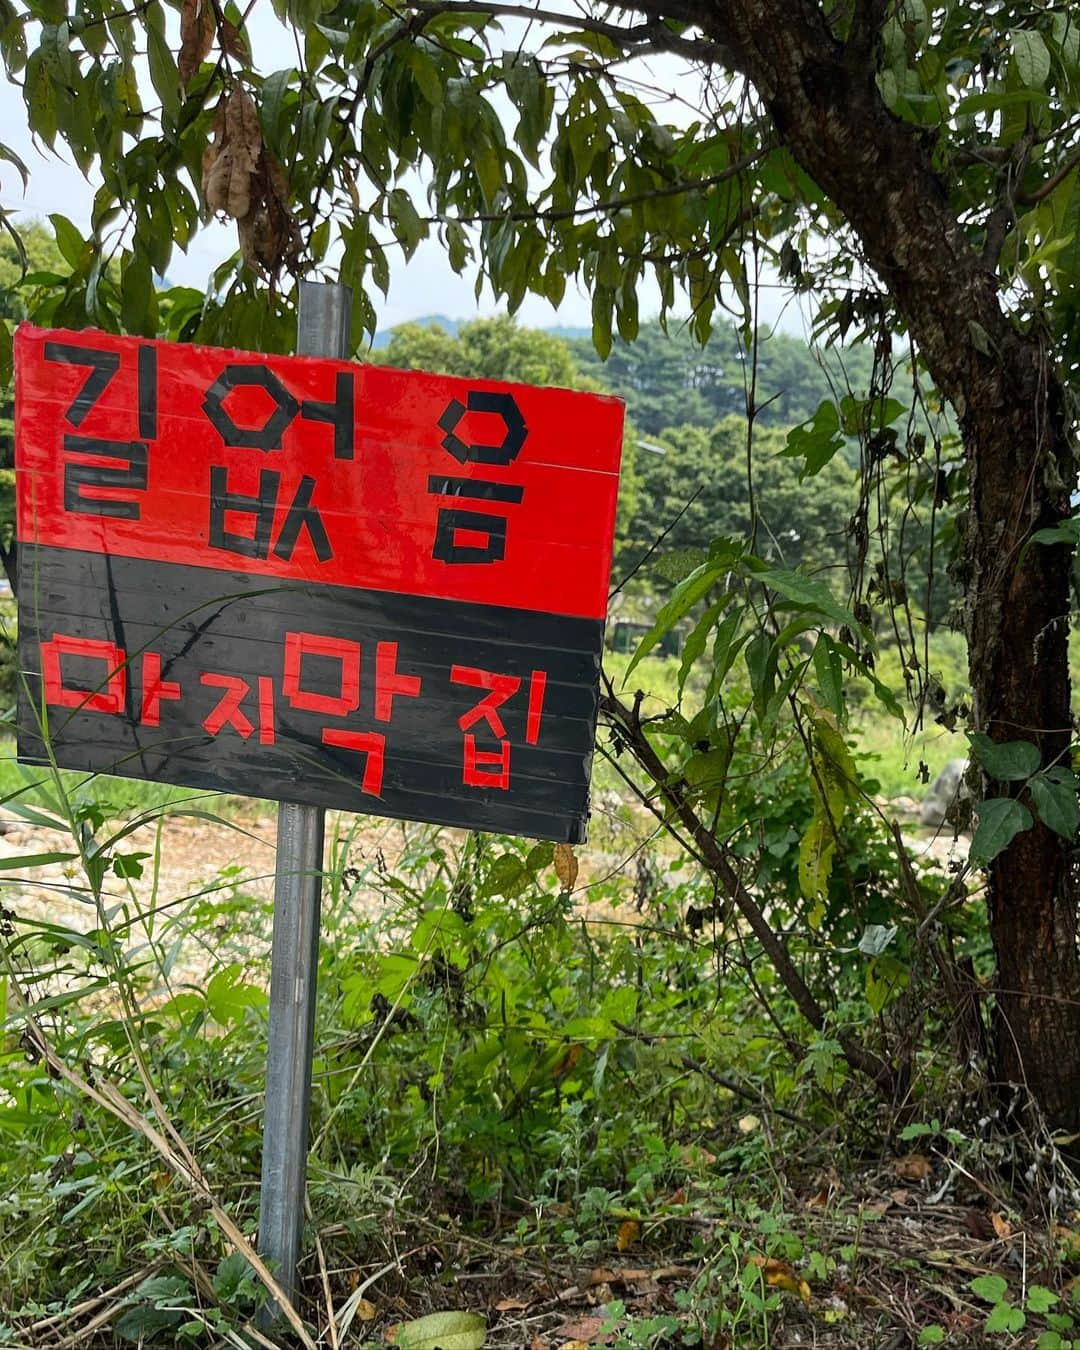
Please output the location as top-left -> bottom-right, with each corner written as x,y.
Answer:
674,0 -> 1080,1125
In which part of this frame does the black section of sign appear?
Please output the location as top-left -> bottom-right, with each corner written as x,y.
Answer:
18,546 -> 602,842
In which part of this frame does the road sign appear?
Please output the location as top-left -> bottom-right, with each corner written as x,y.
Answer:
15,324 -> 624,842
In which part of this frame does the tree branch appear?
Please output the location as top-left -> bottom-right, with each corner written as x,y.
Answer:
599,681 -> 895,1090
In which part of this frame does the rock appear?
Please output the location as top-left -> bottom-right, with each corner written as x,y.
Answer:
919,758 -> 971,827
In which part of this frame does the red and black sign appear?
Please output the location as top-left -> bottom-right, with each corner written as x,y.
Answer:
15,326 -> 624,842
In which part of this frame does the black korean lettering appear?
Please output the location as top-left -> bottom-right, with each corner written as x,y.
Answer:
273,475 -> 333,562
427,475 -> 524,504
63,435 -> 148,518
44,342 -> 120,427
301,372 -> 355,460
202,364 -> 300,450
432,507 -> 508,564
138,343 -> 158,440
208,465 -> 279,558
437,391 -> 527,465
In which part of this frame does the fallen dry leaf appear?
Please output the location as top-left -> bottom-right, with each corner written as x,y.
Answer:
556,1314 -> 609,1342
747,1255 -> 811,1305
554,842 -> 579,891
494,1297 -> 532,1312
560,1343 -> 592,1350
529,1338 -> 548,1350
615,1219 -> 641,1252
891,1188 -> 911,1207
991,1211 -> 1013,1241
864,1197 -> 892,1216
355,1297 -> 377,1322
893,1153 -> 933,1181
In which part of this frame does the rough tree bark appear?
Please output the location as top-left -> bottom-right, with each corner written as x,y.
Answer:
652,0 -> 1079,1124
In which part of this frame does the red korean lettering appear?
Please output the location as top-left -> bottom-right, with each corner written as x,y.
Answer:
451,665 -> 521,737
283,631 -> 361,716
140,652 -> 181,726
374,642 -> 422,722
451,665 -> 522,790
258,676 -> 276,745
525,669 -> 547,745
322,729 -> 385,795
41,635 -> 126,714
462,735 -> 511,790
201,673 -> 254,738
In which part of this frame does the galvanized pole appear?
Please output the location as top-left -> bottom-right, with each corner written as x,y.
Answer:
257,280 -> 351,1322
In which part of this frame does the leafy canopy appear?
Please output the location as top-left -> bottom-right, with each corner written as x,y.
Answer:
1,0 -> 1076,373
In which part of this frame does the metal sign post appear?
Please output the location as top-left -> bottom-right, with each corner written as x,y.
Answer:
257,280 -> 351,1320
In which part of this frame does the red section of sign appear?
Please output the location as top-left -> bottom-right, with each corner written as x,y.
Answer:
15,325 -> 624,620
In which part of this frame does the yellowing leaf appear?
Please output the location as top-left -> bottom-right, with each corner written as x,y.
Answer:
991,1211 -> 1013,1241
616,1219 -> 641,1251
393,1311 -> 487,1349
554,842 -> 579,891
747,1255 -> 811,1304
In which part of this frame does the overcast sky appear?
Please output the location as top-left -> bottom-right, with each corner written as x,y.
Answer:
0,13 -> 806,342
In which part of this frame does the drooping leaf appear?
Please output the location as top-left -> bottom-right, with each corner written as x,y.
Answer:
969,798 -> 1033,864
749,565 -> 863,635
1029,768 -> 1080,840
1012,28 -> 1051,89
626,551 -> 738,678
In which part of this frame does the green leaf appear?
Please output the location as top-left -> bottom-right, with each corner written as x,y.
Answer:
750,565 -> 863,635
779,399 -> 843,477
0,317 -> 12,386
626,556 -> 735,678
744,630 -> 776,721
206,964 -> 267,1026
121,252 -> 155,337
146,19 -> 180,125
48,212 -> 84,268
866,954 -> 909,1014
0,850 -> 77,870
1012,28 -> 1052,89
799,812 -> 834,911
985,1302 -> 1025,1334
1026,517 -> 1080,553
678,594 -> 732,693
967,733 -> 1041,781
918,1327 -> 946,1345
812,634 -> 843,718
395,1311 -> 487,1349
970,799 -> 1033,864
970,1274 -> 1009,1305
1026,1286 -> 1058,1314
388,188 -> 425,260
1029,769 -> 1080,840
1035,1333 -> 1065,1350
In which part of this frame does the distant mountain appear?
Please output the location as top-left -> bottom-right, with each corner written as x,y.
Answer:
371,314 -> 461,348
372,314 -> 592,348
